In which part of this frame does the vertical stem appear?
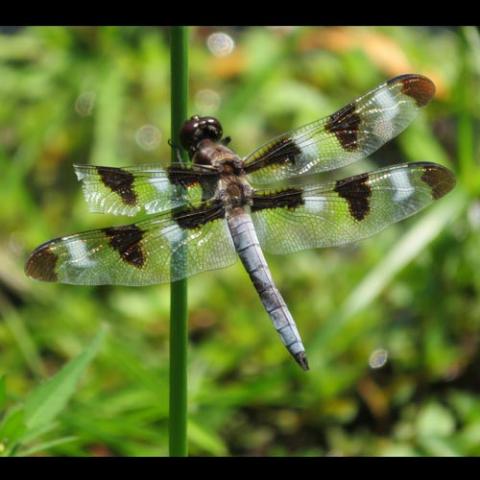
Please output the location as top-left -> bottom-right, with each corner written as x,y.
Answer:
169,26 -> 189,457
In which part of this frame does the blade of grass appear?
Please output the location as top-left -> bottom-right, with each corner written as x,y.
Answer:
0,408 -> 26,456
458,28 -> 476,191
18,435 -> 77,457
340,193 -> 465,320
90,64 -> 125,167
0,375 -> 5,411
188,419 -> 228,456
169,26 -> 189,457
0,291 -> 46,378
23,325 -> 107,432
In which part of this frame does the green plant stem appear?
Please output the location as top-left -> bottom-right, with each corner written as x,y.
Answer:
169,26 -> 189,457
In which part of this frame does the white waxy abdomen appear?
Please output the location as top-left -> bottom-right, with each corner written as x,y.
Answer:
227,210 -> 309,370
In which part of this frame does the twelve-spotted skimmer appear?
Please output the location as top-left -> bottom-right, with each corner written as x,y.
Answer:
25,74 -> 455,370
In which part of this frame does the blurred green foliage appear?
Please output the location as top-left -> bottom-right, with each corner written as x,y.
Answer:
0,26 -> 479,456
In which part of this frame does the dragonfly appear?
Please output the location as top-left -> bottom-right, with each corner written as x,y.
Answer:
25,74 -> 456,370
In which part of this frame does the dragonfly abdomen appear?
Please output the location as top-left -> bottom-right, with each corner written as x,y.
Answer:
227,210 -> 308,370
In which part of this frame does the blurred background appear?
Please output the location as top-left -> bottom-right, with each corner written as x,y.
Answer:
0,26 -> 479,456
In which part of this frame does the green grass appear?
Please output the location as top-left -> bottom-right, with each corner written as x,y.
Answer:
0,26 -> 479,456
0,327 -> 106,456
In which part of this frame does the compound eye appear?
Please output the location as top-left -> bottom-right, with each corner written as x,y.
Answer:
179,115 -> 200,151
179,115 -> 223,152
201,116 -> 223,142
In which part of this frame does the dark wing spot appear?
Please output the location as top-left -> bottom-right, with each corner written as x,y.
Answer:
266,137 -> 301,165
251,188 -> 304,212
244,137 -> 301,174
388,74 -> 435,107
167,165 -> 202,188
173,201 -> 225,230
420,164 -> 456,200
325,102 -> 361,151
104,225 -> 145,268
334,173 -> 372,221
25,243 -> 58,281
97,166 -> 137,206
167,165 -> 218,202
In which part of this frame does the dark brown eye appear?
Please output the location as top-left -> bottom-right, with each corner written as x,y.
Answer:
180,115 -> 223,152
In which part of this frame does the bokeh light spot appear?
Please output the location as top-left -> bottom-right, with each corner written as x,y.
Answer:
75,91 -> 96,117
207,32 -> 235,57
135,124 -> 162,151
467,201 -> 480,230
369,348 -> 388,369
194,89 -> 221,113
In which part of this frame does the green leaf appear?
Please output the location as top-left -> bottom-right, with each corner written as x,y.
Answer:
380,443 -> 418,457
188,419 -> 228,456
23,326 -> 107,432
418,436 -> 460,457
19,435 -> 77,457
0,408 -> 26,446
416,403 -> 455,438
18,421 -> 57,445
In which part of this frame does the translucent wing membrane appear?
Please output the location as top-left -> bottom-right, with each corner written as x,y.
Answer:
74,163 -> 217,216
244,74 -> 435,186
25,202 -> 237,285
250,162 -> 455,254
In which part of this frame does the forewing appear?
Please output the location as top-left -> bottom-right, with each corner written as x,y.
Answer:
244,74 -> 435,185
250,162 -> 455,254
74,163 -> 218,216
25,201 -> 237,285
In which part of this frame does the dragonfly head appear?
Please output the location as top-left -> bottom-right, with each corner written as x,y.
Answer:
180,115 -> 223,155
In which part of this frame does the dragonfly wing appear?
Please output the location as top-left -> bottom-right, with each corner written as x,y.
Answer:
250,162 -> 455,254
74,163 -> 218,216
244,74 -> 435,186
25,201 -> 237,285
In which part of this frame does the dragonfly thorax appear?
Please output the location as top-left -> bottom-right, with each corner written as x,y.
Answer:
218,172 -> 253,211
192,138 -> 242,169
